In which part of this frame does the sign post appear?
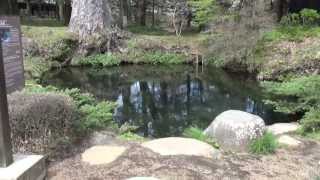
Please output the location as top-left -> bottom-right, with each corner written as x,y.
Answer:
0,32 -> 13,167
0,16 -> 25,168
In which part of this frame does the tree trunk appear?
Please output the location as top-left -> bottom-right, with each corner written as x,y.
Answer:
69,0 -> 113,40
137,0 -> 147,26
69,0 -> 115,55
57,0 -> 64,22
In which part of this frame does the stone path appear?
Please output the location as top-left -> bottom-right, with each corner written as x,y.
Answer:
267,123 -> 299,135
82,145 -> 127,165
278,135 -> 302,147
141,137 -> 220,158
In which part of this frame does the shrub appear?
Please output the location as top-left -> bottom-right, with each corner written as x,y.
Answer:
300,109 -> 320,134
78,53 -> 121,67
8,92 -> 77,155
79,101 -> 117,131
118,132 -> 145,141
183,126 -> 219,149
142,51 -> 186,64
300,9 -> 320,26
249,132 -> 278,155
263,75 -> 320,114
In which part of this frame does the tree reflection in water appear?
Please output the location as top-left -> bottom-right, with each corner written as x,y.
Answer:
43,65 -> 289,137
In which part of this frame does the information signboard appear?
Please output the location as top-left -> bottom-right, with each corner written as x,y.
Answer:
0,16 -> 24,93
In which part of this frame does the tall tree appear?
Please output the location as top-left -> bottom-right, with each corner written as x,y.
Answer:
137,0 -> 147,26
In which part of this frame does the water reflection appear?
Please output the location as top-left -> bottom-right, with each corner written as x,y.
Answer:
42,65 -> 289,137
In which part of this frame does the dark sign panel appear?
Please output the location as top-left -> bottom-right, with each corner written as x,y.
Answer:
0,16 -> 25,94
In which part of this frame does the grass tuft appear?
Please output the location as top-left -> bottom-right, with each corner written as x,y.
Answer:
183,126 -> 219,149
249,132 -> 278,155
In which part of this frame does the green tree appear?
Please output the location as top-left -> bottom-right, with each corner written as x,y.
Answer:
188,0 -> 216,28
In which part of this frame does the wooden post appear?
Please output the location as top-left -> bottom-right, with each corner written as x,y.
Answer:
0,30 -> 13,168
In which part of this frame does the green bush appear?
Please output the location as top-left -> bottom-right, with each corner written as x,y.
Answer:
249,132 -> 278,155
300,9 -> 320,26
25,82 -> 117,132
263,75 -> 320,114
142,51 -> 186,64
118,132 -> 145,141
188,0 -> 217,28
79,101 -> 117,131
280,13 -> 301,26
280,9 -> 320,26
78,54 -> 121,67
300,109 -> 320,134
183,126 -> 219,149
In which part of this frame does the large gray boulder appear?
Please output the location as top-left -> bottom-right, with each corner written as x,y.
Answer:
204,110 -> 266,152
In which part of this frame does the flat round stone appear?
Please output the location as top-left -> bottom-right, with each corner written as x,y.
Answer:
278,135 -> 302,147
82,145 -> 126,165
142,137 -> 219,158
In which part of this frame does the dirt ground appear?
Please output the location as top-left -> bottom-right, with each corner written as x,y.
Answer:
47,131 -> 320,180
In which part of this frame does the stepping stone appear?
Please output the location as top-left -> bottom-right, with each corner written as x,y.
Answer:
278,135 -> 302,147
141,137 -> 220,158
127,177 -> 159,180
82,145 -> 126,165
267,123 -> 299,135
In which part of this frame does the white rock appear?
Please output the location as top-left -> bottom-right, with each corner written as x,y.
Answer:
82,145 -> 126,165
142,137 -> 220,158
278,135 -> 302,147
204,110 -> 266,152
267,123 -> 299,135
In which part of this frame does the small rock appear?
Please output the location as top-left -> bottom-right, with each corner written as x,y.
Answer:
204,110 -> 266,152
267,123 -> 299,135
82,145 -> 126,165
142,137 -> 220,158
278,135 -> 302,147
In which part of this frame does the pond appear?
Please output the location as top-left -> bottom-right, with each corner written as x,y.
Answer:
42,65 -> 290,138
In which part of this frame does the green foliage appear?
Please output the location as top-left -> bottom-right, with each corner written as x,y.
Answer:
262,26 -> 320,42
79,101 -> 117,131
25,82 -> 117,132
300,9 -> 320,26
263,75 -> 320,114
188,0 -> 217,28
118,132 -> 145,141
280,13 -> 301,26
249,132 -> 278,155
78,54 -> 121,67
24,56 -> 52,81
183,126 -> 219,148
300,109 -> 320,134
142,51 -> 186,64
280,9 -> 320,26
264,75 -> 320,137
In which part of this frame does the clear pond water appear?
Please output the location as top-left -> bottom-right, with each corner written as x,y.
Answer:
42,65 -> 290,138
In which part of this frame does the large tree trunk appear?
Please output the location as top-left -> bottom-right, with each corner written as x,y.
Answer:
69,0 -> 122,55
69,0 -> 113,40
